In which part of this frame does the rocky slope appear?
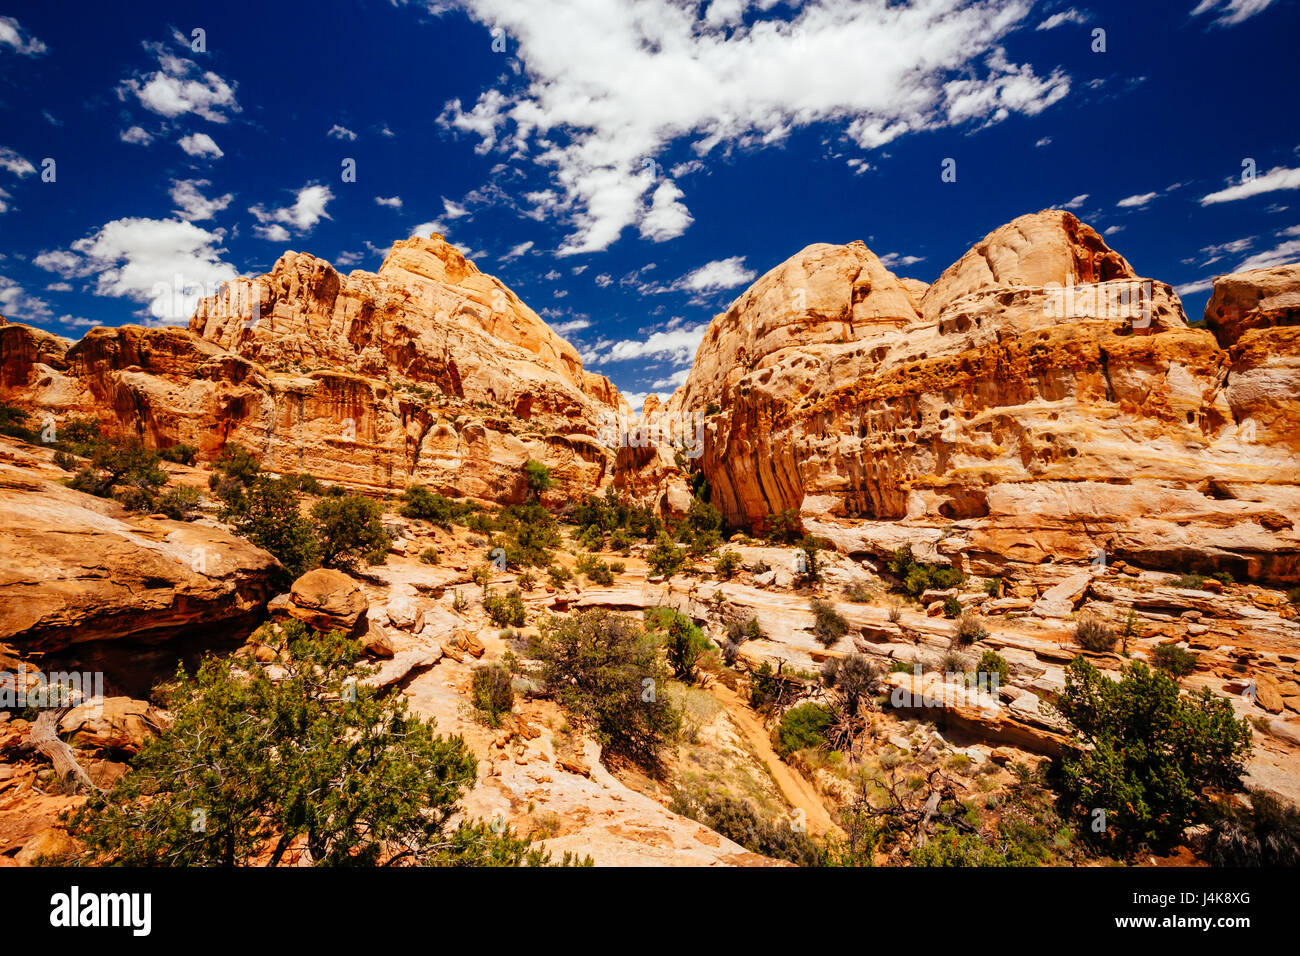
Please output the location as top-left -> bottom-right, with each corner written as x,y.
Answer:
0,235 -> 623,503
667,210 -> 1300,584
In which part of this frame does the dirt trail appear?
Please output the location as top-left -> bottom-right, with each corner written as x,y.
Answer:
707,682 -> 839,837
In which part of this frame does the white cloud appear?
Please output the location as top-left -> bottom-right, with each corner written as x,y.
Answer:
551,318 -> 591,334
0,185 -> 9,215
500,240 -> 534,261
249,184 -> 334,238
443,198 -> 470,219
1175,278 -> 1215,296
1190,0 -> 1277,27
45,281 -> 73,292
1200,166 -> 1300,205
120,126 -> 154,146
178,132 -> 223,159
601,323 -> 709,364
119,47 -> 239,123
328,124 -> 357,141
1116,191 -> 1157,208
0,276 -> 52,321
34,217 -> 238,323
1035,136 -> 1053,147
675,256 -> 756,293
1234,238 -> 1300,271
437,0 -> 1071,254
846,157 -> 871,175
651,368 -> 690,389
1060,193 -> 1089,209
594,273 -> 613,287
1036,8 -> 1090,29
879,252 -> 926,269
621,391 -> 650,413
0,16 -> 46,56
411,221 -> 447,238
639,181 -> 693,242
170,178 -> 234,221
375,195 -> 404,209
0,146 -> 36,178
1104,225 -> 1124,235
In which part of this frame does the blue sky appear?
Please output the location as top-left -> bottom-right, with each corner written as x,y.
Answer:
1,0 -> 1298,409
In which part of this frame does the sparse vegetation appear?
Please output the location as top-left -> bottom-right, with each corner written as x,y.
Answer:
645,606 -> 713,683
1073,613 -> 1117,653
1151,642 -> 1199,679
953,610 -> 988,645
471,663 -> 515,726
887,544 -> 965,598
777,702 -> 834,756
810,598 -> 849,648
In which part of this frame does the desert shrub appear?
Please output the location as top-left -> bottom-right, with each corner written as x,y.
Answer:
208,443 -> 260,493
777,702 -> 834,756
909,826 -> 1011,867
60,622 -> 561,866
609,528 -> 632,554
575,553 -> 613,586
678,794 -> 825,867
288,473 -> 324,496
419,547 -> 440,565
1074,613 -> 1117,652
522,459 -> 552,498
764,509 -> 801,544
53,450 -> 77,471
399,485 -> 472,527
888,602 -> 902,623
714,550 -> 742,579
726,614 -> 764,646
68,439 -> 168,509
645,606 -> 713,683
942,595 -> 962,618
451,589 -> 469,613
1056,657 -> 1253,849
157,484 -> 201,520
976,650 -> 1011,689
887,543 -> 965,597
471,564 -> 494,588
158,443 -> 198,466
484,588 -> 527,628
546,564 -> 571,589
1200,790 -> 1300,866
954,610 -> 988,645
221,476 -> 319,582
843,582 -> 874,603
311,494 -> 392,571
1287,587 -> 1300,607
795,535 -> 822,583
517,569 -> 536,590
820,653 -> 879,717
646,533 -> 686,578
608,561 -> 625,574
0,403 -> 34,441
471,663 -> 515,726
984,577 -> 1002,597
810,598 -> 849,648
534,610 -> 680,771
1151,643 -> 1199,678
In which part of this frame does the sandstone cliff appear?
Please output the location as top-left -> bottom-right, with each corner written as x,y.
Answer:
666,211 -> 1300,582
0,235 -> 623,503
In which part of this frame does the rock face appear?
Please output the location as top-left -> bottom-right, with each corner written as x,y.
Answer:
0,438 -> 280,656
0,235 -> 623,503
665,211 -> 1300,582
287,569 -> 368,634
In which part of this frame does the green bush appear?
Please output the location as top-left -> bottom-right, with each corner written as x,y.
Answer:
887,544 -> 965,597
976,650 -> 1011,688
534,610 -> 680,771
546,564 -> 572,589
0,403 -> 34,441
522,459 -> 553,498
471,663 -> 515,726
60,622 -> 559,866
157,484 -> 201,520
419,547 -> 440,565
1074,613 -> 1117,652
159,443 -> 198,466
678,794 -> 825,867
810,598 -> 849,648
399,485 -> 472,527
777,702 -> 834,756
820,653 -> 879,718
1200,790 -> 1300,866
645,606 -> 713,683
68,438 -> 169,508
223,476 -> 320,582
714,550 -> 742,579
646,532 -> 686,578
1056,657 -> 1253,850
311,494 -> 392,571
484,588 -> 526,627
942,595 -> 962,618
1151,643 -> 1199,679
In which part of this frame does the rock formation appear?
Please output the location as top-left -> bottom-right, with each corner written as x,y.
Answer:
667,210 -> 1300,582
0,235 -> 624,503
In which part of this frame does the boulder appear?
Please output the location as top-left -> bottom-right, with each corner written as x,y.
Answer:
58,697 -> 168,754
288,569 -> 367,634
